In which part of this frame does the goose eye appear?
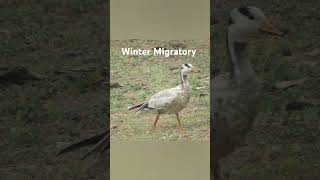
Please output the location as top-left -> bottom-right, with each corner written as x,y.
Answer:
238,6 -> 255,20
184,63 -> 190,68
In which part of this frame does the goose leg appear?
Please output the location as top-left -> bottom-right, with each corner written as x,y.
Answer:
175,113 -> 182,129
152,114 -> 160,129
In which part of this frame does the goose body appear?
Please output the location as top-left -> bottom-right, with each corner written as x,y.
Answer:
211,6 -> 284,179
142,86 -> 191,114
129,63 -> 195,129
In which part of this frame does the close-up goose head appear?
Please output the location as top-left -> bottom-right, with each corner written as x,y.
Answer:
181,63 -> 200,75
228,6 -> 284,42
181,63 -> 193,75
225,6 -> 286,79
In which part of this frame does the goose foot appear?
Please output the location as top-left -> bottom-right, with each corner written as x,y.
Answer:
150,114 -> 160,132
176,125 -> 183,130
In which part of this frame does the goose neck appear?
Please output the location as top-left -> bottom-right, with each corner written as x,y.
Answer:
226,28 -> 256,84
180,71 -> 190,89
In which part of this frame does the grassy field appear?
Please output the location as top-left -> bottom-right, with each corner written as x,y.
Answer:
213,0 -> 320,179
110,40 -> 210,141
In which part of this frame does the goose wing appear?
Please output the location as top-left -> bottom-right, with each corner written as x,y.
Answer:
147,87 -> 182,110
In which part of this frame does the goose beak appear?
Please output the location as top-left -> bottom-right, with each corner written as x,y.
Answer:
259,21 -> 285,36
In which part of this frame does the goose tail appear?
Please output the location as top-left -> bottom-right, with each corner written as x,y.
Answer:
57,130 -> 109,157
128,103 -> 144,111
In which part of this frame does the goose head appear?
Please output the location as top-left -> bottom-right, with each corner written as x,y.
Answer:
181,63 -> 194,75
228,6 -> 284,43
180,63 -> 198,88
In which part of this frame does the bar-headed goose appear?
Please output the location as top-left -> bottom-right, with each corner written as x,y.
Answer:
129,63 -> 197,129
211,6 -> 285,180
